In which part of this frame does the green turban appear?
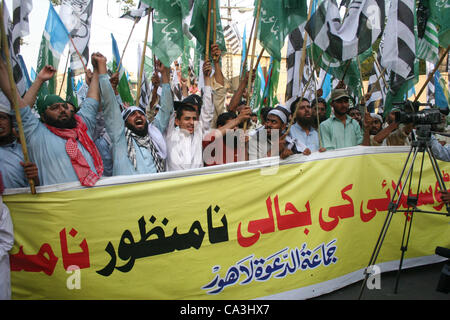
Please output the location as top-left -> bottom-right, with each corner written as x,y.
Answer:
36,94 -> 66,115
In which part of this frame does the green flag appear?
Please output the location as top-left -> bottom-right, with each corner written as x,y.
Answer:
428,0 -> 450,48
257,0 -> 307,61
150,0 -> 190,67
189,0 -> 227,59
181,36 -> 194,79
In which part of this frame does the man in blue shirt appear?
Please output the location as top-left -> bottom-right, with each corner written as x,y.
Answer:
100,59 -> 173,176
0,108 -> 39,188
0,54 -> 104,187
288,96 -> 326,154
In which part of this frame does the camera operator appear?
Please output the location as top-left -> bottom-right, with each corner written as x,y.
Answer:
428,111 -> 450,203
366,107 -> 414,146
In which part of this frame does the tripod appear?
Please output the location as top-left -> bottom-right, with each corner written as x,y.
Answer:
358,124 -> 450,299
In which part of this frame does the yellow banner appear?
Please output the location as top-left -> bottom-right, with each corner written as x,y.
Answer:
4,150 -> 450,299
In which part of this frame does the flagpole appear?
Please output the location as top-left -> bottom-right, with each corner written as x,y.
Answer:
116,17 -> 139,73
414,45 -> 450,103
298,0 -> 315,97
136,12 -> 151,107
309,46 -> 323,149
0,1 -> 35,194
240,16 -> 256,82
68,36 -> 88,75
367,67 -> 387,97
213,0 -> 217,45
372,51 -> 388,89
205,0 -> 212,60
58,53 -> 70,96
243,0 -> 262,131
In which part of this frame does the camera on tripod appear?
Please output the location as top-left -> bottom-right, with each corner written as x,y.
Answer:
392,100 -> 442,126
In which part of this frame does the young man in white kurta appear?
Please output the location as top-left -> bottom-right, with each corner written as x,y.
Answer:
165,61 -> 214,171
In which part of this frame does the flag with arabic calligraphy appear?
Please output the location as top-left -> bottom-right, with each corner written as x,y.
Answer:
189,0 -> 227,59
256,0 -> 308,61
149,0 -> 190,68
427,0 -> 450,48
59,0 -> 93,75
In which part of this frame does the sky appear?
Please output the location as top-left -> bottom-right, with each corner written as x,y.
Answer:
15,0 -> 256,78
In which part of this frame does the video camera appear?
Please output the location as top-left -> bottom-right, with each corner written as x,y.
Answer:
393,100 -> 442,125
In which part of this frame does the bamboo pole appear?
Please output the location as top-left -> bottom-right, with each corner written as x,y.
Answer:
205,0 -> 212,60
297,0 -> 315,93
245,0 -> 262,103
414,46 -> 450,103
367,67 -> 387,97
243,0 -> 262,131
135,12 -> 151,107
240,16 -> 256,81
372,51 -> 388,89
213,0 -> 217,45
58,53 -> 70,96
116,17 -> 139,73
0,1 -> 35,194
68,35 -> 88,75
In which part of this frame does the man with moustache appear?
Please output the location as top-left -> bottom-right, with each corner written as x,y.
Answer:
288,97 -> 326,154
100,59 -> 171,176
319,89 -> 363,150
311,97 -> 328,130
248,105 -> 296,160
0,54 -> 104,187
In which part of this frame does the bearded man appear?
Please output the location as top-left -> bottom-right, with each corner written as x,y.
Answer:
0,54 -> 105,187
289,97 -> 326,154
100,59 -> 171,175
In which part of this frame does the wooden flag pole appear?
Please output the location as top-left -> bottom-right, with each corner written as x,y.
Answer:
247,47 -> 265,99
0,1 -> 35,194
372,51 -> 388,89
68,36 -> 88,75
205,0 -> 212,60
414,45 -> 450,103
136,12 -> 151,107
367,67 -> 387,97
213,0 -> 217,45
243,0 -> 262,131
116,16 -> 139,73
297,0 -> 315,95
240,16 -> 256,81
58,53 -> 70,96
